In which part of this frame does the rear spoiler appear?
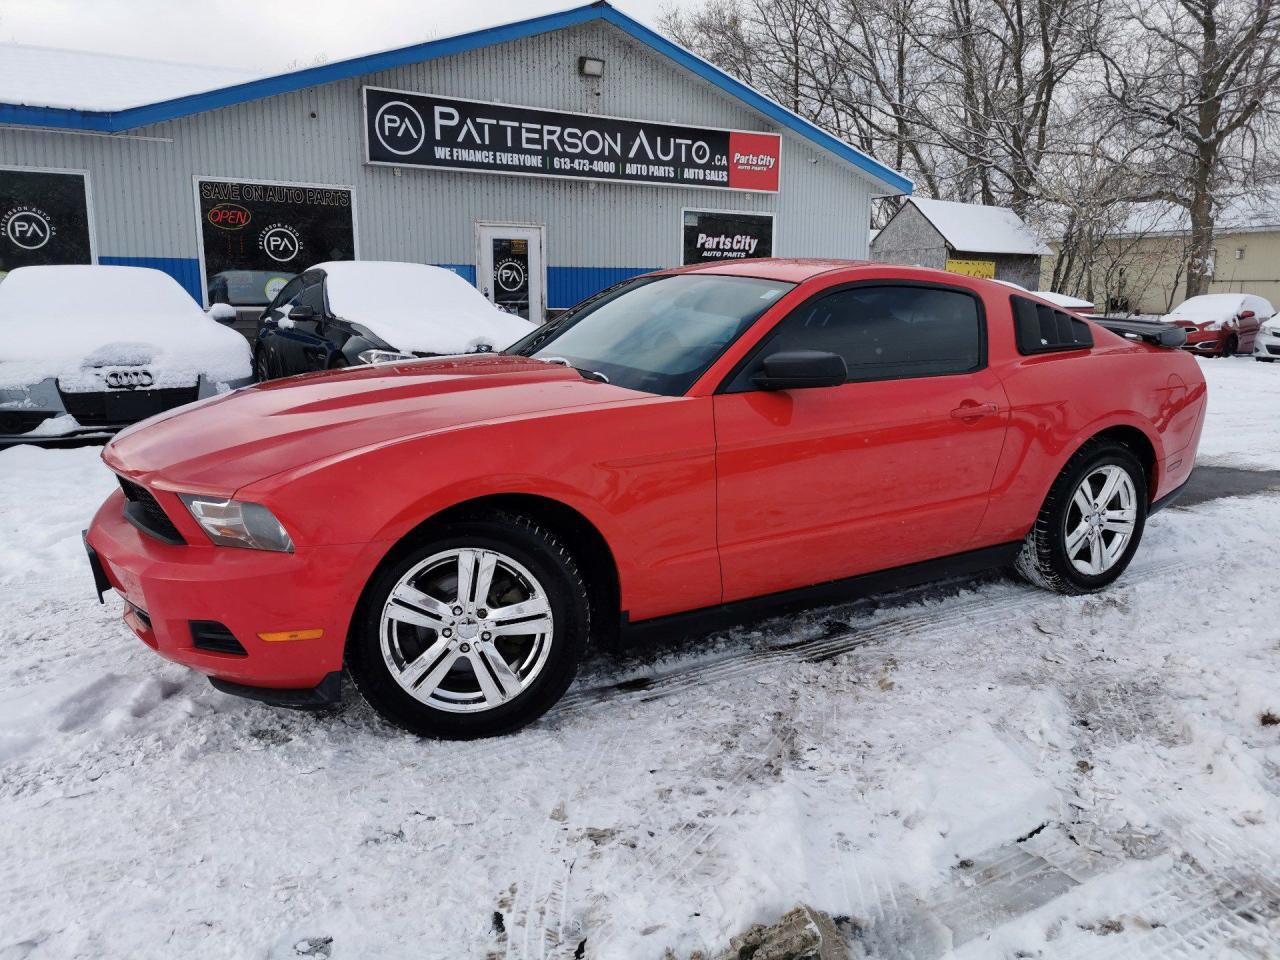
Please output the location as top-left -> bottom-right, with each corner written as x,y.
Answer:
1089,317 -> 1187,348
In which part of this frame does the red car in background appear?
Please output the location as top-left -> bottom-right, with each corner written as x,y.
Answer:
1160,293 -> 1275,357
85,260 -> 1207,738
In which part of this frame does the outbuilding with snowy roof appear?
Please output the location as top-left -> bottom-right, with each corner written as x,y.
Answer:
871,197 -> 1049,290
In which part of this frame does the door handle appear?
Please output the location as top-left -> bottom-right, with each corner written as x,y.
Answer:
950,401 -> 999,420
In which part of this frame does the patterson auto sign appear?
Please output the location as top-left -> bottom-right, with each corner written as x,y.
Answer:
364,87 -> 781,193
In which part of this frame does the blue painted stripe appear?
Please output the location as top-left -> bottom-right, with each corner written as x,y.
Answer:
548,265 -> 654,308
0,2 -> 910,194
99,255 -> 203,302
435,263 -> 477,285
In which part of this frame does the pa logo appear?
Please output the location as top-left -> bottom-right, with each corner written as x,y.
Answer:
495,258 -> 526,293
374,99 -> 426,156
259,223 -> 302,263
2,206 -> 54,251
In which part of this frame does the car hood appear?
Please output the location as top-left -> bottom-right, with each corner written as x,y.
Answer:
102,355 -> 628,493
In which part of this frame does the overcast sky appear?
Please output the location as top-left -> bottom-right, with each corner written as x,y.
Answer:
0,0 -> 694,70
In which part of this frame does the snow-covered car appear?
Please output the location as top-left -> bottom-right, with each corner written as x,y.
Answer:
1160,293 -> 1274,357
0,265 -> 252,442
1254,314 -> 1280,363
253,261 -> 534,380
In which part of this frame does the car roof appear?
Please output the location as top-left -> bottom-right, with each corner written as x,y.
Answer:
663,258 -> 876,282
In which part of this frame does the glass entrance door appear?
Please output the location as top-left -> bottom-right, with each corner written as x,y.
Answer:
476,223 -> 545,325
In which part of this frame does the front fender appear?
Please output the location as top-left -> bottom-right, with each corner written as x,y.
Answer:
238,396 -> 722,622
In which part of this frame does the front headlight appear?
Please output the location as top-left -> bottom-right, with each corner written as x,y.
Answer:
178,495 -> 294,552
1201,320 -> 1222,332
357,349 -> 416,365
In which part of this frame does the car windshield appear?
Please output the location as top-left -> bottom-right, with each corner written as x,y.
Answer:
507,273 -> 794,395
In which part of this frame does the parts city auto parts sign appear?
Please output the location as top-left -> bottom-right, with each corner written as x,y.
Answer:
683,209 -> 774,264
0,168 -> 94,271
196,178 -> 355,301
364,87 -> 781,193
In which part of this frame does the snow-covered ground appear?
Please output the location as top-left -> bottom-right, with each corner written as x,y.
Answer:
2,358 -> 1279,959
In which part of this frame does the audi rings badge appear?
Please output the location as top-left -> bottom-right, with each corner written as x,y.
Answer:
105,370 -> 154,389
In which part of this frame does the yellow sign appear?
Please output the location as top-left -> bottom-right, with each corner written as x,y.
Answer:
945,258 -> 996,279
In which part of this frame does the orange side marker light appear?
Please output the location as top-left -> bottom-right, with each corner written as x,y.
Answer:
257,629 -> 325,643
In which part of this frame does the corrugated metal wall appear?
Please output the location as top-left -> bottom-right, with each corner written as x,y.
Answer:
0,20 -> 877,306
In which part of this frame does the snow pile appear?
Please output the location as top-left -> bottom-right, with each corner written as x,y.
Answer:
314,261 -> 534,355
1037,290 -> 1093,310
0,265 -> 250,390
907,197 -> 1053,255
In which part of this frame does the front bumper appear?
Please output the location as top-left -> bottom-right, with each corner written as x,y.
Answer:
1178,329 -> 1227,354
1,374 -> 252,442
1254,331 -> 1280,359
86,488 -> 380,691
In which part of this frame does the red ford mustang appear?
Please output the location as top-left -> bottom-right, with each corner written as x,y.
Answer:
85,260 -> 1206,738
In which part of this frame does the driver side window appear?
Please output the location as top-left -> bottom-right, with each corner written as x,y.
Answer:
730,283 -> 984,390
294,278 -> 326,316
267,276 -> 304,313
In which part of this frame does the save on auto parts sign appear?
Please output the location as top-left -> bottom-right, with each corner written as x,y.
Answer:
0,168 -> 94,276
683,209 -> 774,264
194,177 -> 356,304
364,87 -> 781,193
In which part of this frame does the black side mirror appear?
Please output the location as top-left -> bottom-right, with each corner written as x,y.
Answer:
288,304 -> 316,321
753,350 -> 848,391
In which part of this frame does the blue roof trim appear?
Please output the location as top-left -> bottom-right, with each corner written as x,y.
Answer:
0,1 -> 910,195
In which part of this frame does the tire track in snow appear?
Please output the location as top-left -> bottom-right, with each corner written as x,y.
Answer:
496,729 -> 622,960
556,556 -> 1191,716
582,721 -> 798,955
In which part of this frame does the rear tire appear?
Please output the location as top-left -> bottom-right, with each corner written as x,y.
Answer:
347,511 -> 590,739
1014,440 -> 1148,595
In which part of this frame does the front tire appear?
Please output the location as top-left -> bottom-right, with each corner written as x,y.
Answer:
1014,440 -> 1148,595
348,511 -> 590,739
1222,333 -> 1239,357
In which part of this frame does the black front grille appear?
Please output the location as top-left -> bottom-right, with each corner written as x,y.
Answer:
1268,344 -> 1280,356
59,386 -> 199,427
190,620 -> 247,656
118,477 -> 186,545
0,410 -> 54,435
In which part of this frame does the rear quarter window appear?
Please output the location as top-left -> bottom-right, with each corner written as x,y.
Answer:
1011,295 -> 1093,354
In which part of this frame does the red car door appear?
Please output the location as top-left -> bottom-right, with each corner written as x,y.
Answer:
713,281 -> 1010,603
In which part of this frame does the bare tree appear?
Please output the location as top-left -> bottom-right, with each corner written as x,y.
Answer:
1101,0 -> 1280,299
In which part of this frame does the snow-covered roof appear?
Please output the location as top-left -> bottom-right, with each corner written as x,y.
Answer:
0,2 -> 910,196
0,44 -> 260,113
1121,188 -> 1280,237
906,197 -> 1052,256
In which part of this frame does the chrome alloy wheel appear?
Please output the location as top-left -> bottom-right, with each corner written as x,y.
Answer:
1064,465 -> 1138,576
379,548 -> 555,713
